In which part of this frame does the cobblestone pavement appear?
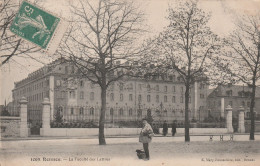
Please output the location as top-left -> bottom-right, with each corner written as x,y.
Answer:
0,135 -> 259,166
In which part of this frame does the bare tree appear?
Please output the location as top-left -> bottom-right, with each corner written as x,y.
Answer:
147,0 -> 220,142
0,0 -> 40,67
213,14 -> 260,140
59,0 -> 145,145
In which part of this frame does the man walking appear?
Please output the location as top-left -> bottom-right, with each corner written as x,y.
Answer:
139,118 -> 154,160
162,120 -> 168,136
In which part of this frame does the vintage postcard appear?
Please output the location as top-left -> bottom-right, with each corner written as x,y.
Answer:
0,0 -> 259,166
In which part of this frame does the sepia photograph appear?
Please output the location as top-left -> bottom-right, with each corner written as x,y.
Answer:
0,0 -> 260,166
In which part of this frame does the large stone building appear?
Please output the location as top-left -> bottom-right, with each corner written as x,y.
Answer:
11,58 -> 209,125
207,84 -> 260,120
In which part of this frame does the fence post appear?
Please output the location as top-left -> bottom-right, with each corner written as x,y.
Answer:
225,105 -> 233,133
20,97 -> 29,137
238,106 -> 245,133
221,98 -> 225,118
40,98 -> 51,136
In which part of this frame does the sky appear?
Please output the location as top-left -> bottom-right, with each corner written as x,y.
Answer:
1,0 -> 260,105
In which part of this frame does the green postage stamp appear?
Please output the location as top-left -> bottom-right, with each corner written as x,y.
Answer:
10,0 -> 68,54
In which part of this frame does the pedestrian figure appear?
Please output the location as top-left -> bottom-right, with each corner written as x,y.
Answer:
172,121 -> 177,136
162,120 -> 168,136
139,118 -> 154,160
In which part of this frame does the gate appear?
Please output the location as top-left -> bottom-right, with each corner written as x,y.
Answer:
27,106 -> 42,135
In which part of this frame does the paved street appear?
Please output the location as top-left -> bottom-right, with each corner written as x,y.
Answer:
0,135 -> 260,166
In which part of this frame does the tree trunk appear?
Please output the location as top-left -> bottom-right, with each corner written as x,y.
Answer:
184,81 -> 190,142
249,75 -> 256,140
99,85 -> 107,145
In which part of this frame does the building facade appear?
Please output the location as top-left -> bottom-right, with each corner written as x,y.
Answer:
207,84 -> 260,120
11,58 -> 209,125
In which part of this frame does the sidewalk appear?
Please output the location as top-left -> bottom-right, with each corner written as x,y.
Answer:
1,132 -> 260,141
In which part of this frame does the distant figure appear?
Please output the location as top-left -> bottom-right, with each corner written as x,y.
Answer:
172,121 -> 177,136
162,120 -> 168,136
139,118 -> 154,160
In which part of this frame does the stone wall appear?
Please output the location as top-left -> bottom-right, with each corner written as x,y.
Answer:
0,116 -> 21,139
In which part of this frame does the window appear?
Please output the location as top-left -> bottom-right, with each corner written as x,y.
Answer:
46,91 -> 49,98
200,94 -> 204,99
164,95 -> 167,102
90,107 -> 94,115
129,94 -> 133,101
147,84 -> 151,92
156,95 -> 159,103
79,107 -> 84,115
80,80 -> 84,87
119,83 -> 124,91
129,109 -> 133,116
128,83 -> 133,90
147,95 -> 151,102
247,101 -> 250,107
172,86 -> 176,93
80,91 -> 84,99
164,86 -> 167,92
110,108 -> 114,115
164,109 -> 167,116
138,95 -> 142,102
180,96 -> 184,103
181,87 -> 184,93
120,94 -> 123,101
110,93 -> 114,101
147,109 -> 151,117
242,101 -> 245,106
172,96 -> 176,103
71,108 -> 74,115
139,84 -> 142,90
229,101 -> 233,107
69,91 -> 75,99
119,108 -> 124,115
90,92 -> 94,100
189,96 -> 191,103
90,83 -> 95,88
156,85 -> 159,91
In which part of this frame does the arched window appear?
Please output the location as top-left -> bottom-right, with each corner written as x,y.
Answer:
110,93 -> 114,101
119,108 -> 124,115
156,95 -> 159,103
79,107 -> 84,115
129,108 -> 133,116
90,107 -> 94,115
156,85 -> 159,91
164,109 -> 167,116
147,84 -> 151,92
128,83 -> 133,90
120,94 -> 123,101
164,95 -> 167,102
110,108 -> 114,115
147,109 -> 151,117
147,95 -> 151,102
138,95 -> 142,102
71,108 -> 74,115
